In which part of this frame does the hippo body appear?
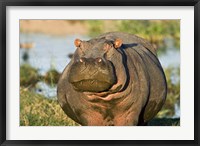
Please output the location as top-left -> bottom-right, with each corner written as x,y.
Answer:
57,32 -> 167,126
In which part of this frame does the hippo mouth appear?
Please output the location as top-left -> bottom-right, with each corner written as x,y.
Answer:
68,56 -> 117,93
71,79 -> 113,92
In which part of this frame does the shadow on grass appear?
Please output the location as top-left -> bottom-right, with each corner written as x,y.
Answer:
148,118 -> 180,126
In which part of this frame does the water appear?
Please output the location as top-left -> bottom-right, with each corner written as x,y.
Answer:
20,33 -> 180,73
20,33 -> 89,75
158,49 -> 180,69
35,82 -> 57,98
20,33 -> 180,116
173,103 -> 180,118
157,38 -> 179,68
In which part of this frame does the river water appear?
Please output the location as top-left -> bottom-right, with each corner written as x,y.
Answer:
20,33 -> 180,73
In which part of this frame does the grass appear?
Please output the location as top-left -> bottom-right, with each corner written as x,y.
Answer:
20,88 -> 78,126
20,64 -> 41,87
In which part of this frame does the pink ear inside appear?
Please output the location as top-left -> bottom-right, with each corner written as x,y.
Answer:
114,39 -> 122,49
74,39 -> 82,47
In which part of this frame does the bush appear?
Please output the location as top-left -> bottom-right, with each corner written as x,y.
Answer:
20,64 -> 41,87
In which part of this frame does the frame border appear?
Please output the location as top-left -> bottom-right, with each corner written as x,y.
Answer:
0,0 -> 199,146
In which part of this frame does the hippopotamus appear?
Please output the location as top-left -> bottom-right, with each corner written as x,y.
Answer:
57,32 -> 167,126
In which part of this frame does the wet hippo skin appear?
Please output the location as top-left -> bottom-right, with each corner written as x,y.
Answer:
57,32 -> 167,126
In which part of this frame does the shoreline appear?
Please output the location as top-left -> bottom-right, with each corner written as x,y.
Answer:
20,20 -> 89,36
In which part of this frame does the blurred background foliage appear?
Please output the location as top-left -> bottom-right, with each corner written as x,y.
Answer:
20,20 -> 180,126
86,20 -> 180,53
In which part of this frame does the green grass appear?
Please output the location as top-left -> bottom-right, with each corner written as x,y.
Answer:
20,88 -> 79,126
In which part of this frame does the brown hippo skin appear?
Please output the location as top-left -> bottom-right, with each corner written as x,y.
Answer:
57,32 -> 167,126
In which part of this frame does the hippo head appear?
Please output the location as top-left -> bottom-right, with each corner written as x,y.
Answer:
68,38 -> 123,93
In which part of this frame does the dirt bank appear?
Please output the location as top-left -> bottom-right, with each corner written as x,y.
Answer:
20,20 -> 89,36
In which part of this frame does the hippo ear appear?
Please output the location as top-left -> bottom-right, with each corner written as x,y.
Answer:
74,39 -> 82,47
114,38 -> 122,49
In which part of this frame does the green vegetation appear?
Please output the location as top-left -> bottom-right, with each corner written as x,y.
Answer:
87,20 -> 180,53
20,88 -> 78,126
20,64 -> 60,87
43,69 -> 61,85
20,64 -> 41,87
156,67 -> 180,118
87,21 -> 105,37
